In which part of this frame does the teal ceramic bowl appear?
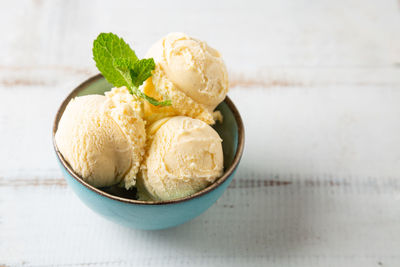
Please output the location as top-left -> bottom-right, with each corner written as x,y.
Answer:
53,74 -> 244,230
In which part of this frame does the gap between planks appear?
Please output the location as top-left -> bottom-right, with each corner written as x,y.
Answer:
1,65 -> 400,89
1,176 -> 400,193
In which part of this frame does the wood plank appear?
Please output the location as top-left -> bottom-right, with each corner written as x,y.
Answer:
1,176 -> 400,266
1,87 -> 400,180
1,0 -> 399,71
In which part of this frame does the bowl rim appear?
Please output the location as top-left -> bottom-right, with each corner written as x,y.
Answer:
52,73 -> 245,205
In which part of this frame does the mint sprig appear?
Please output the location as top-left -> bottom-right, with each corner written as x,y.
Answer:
93,33 -> 171,106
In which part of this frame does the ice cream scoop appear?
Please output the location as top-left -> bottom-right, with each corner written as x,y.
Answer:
142,32 -> 229,125
55,89 -> 146,188
140,116 -> 224,201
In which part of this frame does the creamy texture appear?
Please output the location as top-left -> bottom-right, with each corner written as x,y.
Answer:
143,32 -> 229,124
55,90 -> 146,189
56,33 -> 228,199
141,116 -> 224,201
104,87 -> 146,188
105,86 -> 144,118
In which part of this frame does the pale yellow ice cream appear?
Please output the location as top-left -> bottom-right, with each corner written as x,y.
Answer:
140,116 -> 224,201
55,88 -> 146,189
142,32 -> 229,125
104,87 -> 146,188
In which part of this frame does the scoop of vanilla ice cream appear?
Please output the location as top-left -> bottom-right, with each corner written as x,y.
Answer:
143,32 -> 229,124
55,90 -> 146,188
141,116 -> 224,201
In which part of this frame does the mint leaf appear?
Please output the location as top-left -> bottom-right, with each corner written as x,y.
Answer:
93,33 -> 171,107
113,58 -> 134,71
130,58 -> 155,87
93,33 -> 137,88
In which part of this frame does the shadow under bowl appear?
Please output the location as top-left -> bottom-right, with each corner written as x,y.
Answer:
53,74 -> 245,230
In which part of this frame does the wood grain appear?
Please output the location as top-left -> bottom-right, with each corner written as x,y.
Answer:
1,0 -> 400,266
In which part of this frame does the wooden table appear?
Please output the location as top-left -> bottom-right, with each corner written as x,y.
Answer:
1,0 -> 400,266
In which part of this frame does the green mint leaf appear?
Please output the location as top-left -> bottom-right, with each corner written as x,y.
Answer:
93,32 -> 171,107
93,33 -> 138,88
129,58 -> 155,87
113,57 -> 134,71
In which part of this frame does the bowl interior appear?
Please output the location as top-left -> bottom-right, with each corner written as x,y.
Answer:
54,74 -> 242,203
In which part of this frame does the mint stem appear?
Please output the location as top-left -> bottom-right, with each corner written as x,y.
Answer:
127,87 -> 171,107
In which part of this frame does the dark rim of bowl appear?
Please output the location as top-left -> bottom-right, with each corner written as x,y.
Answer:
52,73 -> 245,205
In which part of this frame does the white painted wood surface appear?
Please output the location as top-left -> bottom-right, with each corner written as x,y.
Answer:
1,0 -> 400,266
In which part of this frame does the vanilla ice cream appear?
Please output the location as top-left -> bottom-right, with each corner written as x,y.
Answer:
142,32 -> 229,124
55,88 -> 146,188
140,116 -> 224,201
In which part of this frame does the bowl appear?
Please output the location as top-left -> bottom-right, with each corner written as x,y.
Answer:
52,74 -> 245,230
